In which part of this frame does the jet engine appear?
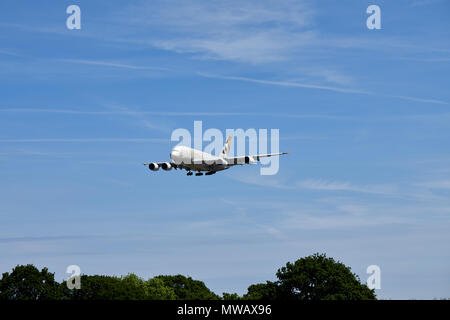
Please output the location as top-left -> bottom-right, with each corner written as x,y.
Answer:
245,156 -> 256,164
161,162 -> 172,171
149,163 -> 159,171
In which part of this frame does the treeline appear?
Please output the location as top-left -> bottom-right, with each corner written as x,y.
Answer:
0,253 -> 376,300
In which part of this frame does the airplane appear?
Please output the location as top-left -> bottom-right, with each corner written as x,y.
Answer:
144,136 -> 289,176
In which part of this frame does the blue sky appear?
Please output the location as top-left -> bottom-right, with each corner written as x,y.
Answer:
0,0 -> 449,299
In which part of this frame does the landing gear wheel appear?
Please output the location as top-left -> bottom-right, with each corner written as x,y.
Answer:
187,172 -> 193,176
195,172 -> 203,176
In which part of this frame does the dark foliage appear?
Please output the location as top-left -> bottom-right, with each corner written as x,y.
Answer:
0,254 -> 376,300
0,264 -> 61,300
155,275 -> 220,300
276,253 -> 376,300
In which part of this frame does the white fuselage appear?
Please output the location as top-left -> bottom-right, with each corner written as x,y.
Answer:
170,146 -> 229,172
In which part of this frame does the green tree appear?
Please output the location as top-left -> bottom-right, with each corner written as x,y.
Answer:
276,253 -> 376,300
222,292 -> 241,300
62,275 -> 120,300
62,274 -> 147,300
145,277 -> 177,300
120,273 -> 148,299
243,281 -> 279,300
0,264 -> 61,300
155,275 -> 219,300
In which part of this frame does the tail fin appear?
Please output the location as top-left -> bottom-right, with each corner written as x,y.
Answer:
220,136 -> 232,158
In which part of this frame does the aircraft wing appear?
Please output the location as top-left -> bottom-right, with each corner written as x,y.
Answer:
225,152 -> 289,165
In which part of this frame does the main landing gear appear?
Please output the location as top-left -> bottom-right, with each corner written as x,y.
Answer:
187,171 -> 215,176
186,171 -> 203,176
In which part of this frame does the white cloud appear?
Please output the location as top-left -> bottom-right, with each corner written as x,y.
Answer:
411,0 -> 443,6
386,95 -> 449,105
100,104 -> 174,134
230,174 -> 292,190
0,138 -> 168,143
154,30 -> 316,63
119,0 -> 315,63
337,204 -> 368,216
309,69 -> 354,86
0,48 -> 23,57
417,180 -> 450,189
296,179 -> 397,195
198,73 -> 449,105
198,72 -> 368,94
0,108 -> 344,119
58,59 -> 168,71
278,211 -> 412,230
230,174 -> 399,196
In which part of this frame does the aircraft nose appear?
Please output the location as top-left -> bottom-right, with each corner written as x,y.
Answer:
170,148 -> 180,160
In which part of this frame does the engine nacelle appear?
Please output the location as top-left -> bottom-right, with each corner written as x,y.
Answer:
161,162 -> 172,171
245,156 -> 256,164
149,163 -> 159,171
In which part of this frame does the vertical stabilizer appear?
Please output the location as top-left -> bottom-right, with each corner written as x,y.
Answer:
220,136 -> 232,158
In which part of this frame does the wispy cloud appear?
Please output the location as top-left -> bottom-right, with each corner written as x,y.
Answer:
4,108 -> 450,123
231,174 -> 450,202
398,57 -> 450,63
277,210 -> 413,230
198,72 -> 368,94
386,95 -> 449,105
0,235 -> 99,243
153,31 -> 316,64
295,179 -> 397,196
199,73 -> 449,105
0,149 -> 131,158
416,180 -> 450,189
0,107 -> 345,119
230,174 -> 292,190
99,103 -> 174,133
58,59 -> 169,71
118,0 -> 315,64
0,138 -> 168,143
305,69 -> 354,86
0,48 -> 23,57
232,174 -> 398,196
411,0 -> 443,7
